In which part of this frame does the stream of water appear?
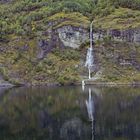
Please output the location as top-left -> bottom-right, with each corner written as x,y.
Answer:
85,21 -> 94,79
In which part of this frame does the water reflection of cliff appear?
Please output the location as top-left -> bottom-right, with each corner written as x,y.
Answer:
0,86 -> 140,140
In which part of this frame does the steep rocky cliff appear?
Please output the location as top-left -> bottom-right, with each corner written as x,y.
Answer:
94,28 -> 140,43
57,26 -> 88,48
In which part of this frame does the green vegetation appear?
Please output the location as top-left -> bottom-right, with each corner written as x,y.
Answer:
0,0 -> 140,85
95,40 -> 140,83
1,0 -> 140,41
94,7 -> 140,29
0,0 -> 92,41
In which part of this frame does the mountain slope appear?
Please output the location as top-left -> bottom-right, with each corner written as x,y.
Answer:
0,0 -> 140,85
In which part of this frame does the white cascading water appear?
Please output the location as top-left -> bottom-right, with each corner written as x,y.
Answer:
85,21 -> 94,79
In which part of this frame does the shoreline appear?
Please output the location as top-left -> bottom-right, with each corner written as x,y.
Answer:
0,83 -> 15,88
0,82 -> 140,88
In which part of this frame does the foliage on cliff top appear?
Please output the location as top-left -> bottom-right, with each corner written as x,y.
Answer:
1,0 -> 140,41
93,7 -> 140,29
0,0 -> 93,41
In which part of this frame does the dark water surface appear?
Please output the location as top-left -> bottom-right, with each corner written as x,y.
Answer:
0,86 -> 140,140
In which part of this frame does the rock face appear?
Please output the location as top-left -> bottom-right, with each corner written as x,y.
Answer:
57,26 -> 88,48
37,26 -> 140,52
94,28 -> 140,43
37,30 -> 64,59
57,26 -> 140,50
56,26 -> 140,50
0,0 -> 13,3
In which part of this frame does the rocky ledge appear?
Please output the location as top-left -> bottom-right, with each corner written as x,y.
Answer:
57,26 -> 140,48
94,28 -> 140,43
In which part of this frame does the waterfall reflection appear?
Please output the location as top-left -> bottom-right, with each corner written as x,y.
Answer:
85,88 -> 96,140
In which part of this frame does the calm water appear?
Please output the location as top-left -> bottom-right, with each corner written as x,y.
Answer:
0,86 -> 140,140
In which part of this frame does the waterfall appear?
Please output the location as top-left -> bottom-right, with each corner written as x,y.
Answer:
85,21 -> 94,79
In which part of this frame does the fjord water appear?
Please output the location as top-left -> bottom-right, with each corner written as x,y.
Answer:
0,86 -> 140,140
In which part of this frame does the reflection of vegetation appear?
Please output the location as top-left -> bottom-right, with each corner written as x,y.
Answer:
0,86 -> 140,139
97,87 -> 140,140
0,86 -> 86,140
